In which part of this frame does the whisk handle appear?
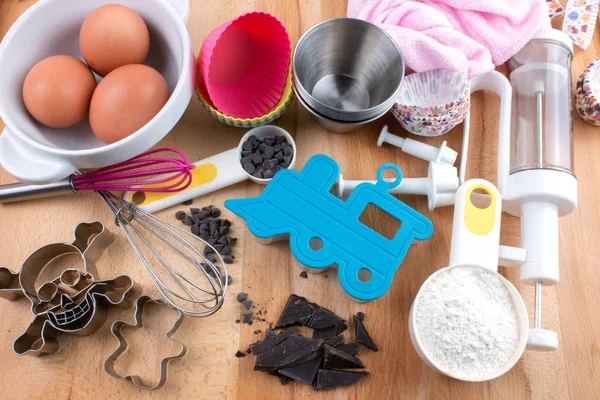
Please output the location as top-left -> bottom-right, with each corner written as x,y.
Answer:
0,178 -> 74,204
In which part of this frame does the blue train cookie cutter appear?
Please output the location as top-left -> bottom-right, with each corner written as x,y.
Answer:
225,154 -> 433,301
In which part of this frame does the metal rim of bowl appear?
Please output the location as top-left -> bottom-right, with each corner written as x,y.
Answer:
292,17 -> 405,122
295,84 -> 387,126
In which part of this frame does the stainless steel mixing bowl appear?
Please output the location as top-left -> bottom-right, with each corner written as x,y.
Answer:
293,18 -> 404,122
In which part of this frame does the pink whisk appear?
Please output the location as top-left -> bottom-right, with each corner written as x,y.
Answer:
0,148 -> 195,203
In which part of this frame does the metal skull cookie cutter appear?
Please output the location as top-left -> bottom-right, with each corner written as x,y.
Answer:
104,295 -> 187,390
0,221 -> 137,356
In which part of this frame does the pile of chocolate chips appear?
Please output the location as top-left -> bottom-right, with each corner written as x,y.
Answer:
175,205 -> 236,264
244,295 -> 378,390
240,134 -> 294,180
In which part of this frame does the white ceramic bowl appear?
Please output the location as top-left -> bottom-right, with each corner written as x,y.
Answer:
0,0 -> 193,184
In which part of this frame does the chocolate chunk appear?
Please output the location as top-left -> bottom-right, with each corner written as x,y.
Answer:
278,356 -> 323,386
253,169 -> 264,179
275,135 -> 285,144
244,164 -> 256,174
263,146 -> 275,158
236,292 -> 248,303
247,135 -> 257,144
354,315 -> 377,351
279,161 -> 289,169
336,343 -> 362,357
235,351 -> 246,358
183,216 -> 194,226
299,271 -> 308,279
241,150 -> 252,157
312,325 -> 338,340
308,307 -> 343,330
274,151 -> 284,161
190,208 -> 200,215
314,370 -> 368,390
357,311 -> 364,321
241,155 -> 252,166
249,328 -> 295,355
242,140 -> 254,151
258,142 -> 267,153
175,211 -> 186,221
182,199 -> 194,205
243,311 -> 253,324
263,170 -> 274,179
276,295 -> 318,328
242,300 -> 253,310
220,245 -> 232,256
264,136 -> 275,146
284,155 -> 293,165
336,322 -> 348,335
251,152 -> 263,165
324,335 -> 345,348
273,144 -> 282,153
262,158 -> 278,171
211,208 -> 221,218
255,336 -> 324,372
283,146 -> 293,156
322,344 -> 364,369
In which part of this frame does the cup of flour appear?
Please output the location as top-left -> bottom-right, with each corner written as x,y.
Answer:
409,179 -> 529,381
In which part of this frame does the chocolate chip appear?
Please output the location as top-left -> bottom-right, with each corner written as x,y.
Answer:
254,170 -> 264,179
264,136 -> 275,146
276,135 -> 285,144
242,300 -> 253,310
219,226 -> 230,235
191,225 -> 201,235
235,351 -> 246,358
273,144 -> 282,153
221,219 -> 231,227
204,245 -> 214,254
182,199 -> 193,205
217,236 -> 229,245
214,244 -> 225,253
213,231 -> 222,240
263,146 -> 275,158
200,232 -> 210,241
220,245 -> 232,256
241,155 -> 252,166
251,152 -> 263,164
211,208 -> 221,218
202,205 -> 213,211
223,256 -> 234,264
199,210 -> 210,220
190,208 -> 200,215
183,216 -> 194,226
243,311 -> 253,324
199,222 -> 210,232
253,330 -> 262,335
258,142 -> 267,153
237,292 -> 248,302
299,271 -> 308,279
279,162 -> 289,169
208,237 -> 218,246
242,140 -> 254,151
222,275 -> 232,286
241,150 -> 252,157
284,155 -> 293,165
175,211 -> 186,221
262,159 -> 278,170
244,163 -> 256,174
283,146 -> 293,156
274,151 -> 284,161
235,319 -> 240,324
209,220 -> 220,232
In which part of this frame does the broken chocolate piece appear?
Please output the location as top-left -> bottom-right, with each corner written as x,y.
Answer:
308,307 -> 343,330
314,369 -> 368,390
255,336 -> 324,372
276,295 -> 318,328
322,344 -> 364,369
336,343 -> 362,357
312,325 -> 338,340
242,300 -> 253,310
354,315 -> 378,351
323,335 -> 345,348
336,322 -> 348,335
249,328 -> 295,355
235,351 -> 246,358
278,356 -> 323,386
277,374 -> 289,385
299,271 -> 308,279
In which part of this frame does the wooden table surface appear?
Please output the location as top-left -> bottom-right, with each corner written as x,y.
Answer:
1,1 -> 599,399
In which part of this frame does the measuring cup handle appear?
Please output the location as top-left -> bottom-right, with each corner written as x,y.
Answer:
448,179 -> 502,271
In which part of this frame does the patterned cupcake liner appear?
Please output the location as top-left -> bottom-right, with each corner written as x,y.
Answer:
575,59 -> 600,126
393,70 -> 470,137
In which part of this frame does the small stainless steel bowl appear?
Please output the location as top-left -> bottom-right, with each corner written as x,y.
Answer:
295,84 -> 384,133
293,18 -> 404,122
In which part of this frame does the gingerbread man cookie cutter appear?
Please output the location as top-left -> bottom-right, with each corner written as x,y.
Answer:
0,221 -> 138,356
104,295 -> 187,390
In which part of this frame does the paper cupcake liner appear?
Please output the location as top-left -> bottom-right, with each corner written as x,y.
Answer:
199,12 -> 291,119
393,70 -> 470,137
196,66 -> 294,128
575,59 -> 600,126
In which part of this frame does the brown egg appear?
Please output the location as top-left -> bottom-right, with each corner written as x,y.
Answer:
90,64 -> 169,144
79,4 -> 150,77
22,55 -> 96,128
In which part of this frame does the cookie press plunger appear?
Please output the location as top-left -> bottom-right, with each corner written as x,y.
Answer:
499,26 -> 577,350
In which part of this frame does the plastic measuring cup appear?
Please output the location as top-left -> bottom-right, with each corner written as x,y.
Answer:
123,125 -> 297,213
409,179 -> 529,381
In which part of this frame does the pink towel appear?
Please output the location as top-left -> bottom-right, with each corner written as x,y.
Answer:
348,0 -> 549,77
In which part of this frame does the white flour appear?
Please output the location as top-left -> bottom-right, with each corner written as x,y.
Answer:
414,266 -> 521,380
